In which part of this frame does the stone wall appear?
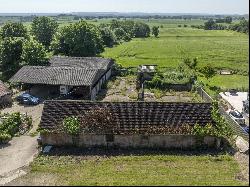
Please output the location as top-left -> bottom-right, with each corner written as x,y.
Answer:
40,133 -> 221,149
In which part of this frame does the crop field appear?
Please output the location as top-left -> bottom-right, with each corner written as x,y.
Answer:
8,153 -> 247,186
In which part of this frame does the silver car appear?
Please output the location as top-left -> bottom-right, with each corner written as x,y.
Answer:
229,110 -> 245,125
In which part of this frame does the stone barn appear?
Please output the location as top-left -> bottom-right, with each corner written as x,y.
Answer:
0,81 -> 12,108
39,101 -> 221,149
9,56 -> 114,100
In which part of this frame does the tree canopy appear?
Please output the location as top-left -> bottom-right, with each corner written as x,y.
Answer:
200,64 -> 216,81
0,37 -> 24,80
31,16 -> 59,48
114,28 -> 131,42
99,27 -> 117,47
133,22 -> 151,38
0,22 -> 28,39
152,26 -> 160,37
21,38 -> 49,66
51,20 -> 104,57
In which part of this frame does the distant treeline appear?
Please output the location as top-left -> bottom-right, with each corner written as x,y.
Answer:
191,17 -> 249,34
0,14 -> 248,25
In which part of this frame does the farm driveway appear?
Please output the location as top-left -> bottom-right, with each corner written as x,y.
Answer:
0,102 -> 44,185
0,135 -> 38,185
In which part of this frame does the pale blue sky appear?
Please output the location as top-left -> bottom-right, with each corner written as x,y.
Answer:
0,0 -> 248,14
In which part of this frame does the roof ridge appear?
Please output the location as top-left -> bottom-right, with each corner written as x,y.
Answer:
22,65 -> 101,71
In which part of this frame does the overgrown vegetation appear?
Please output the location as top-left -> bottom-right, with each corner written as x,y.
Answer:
192,101 -> 233,140
63,116 -> 80,136
145,64 -> 195,89
0,112 -> 32,144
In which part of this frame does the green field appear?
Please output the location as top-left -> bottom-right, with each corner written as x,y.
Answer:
13,153 -> 247,186
101,21 -> 249,94
0,18 -> 249,94
102,28 -> 248,71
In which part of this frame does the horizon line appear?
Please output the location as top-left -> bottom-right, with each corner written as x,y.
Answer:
0,11 -> 248,16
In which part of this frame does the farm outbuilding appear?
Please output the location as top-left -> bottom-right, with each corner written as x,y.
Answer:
0,81 -> 12,108
9,56 -> 114,100
39,101 -> 221,149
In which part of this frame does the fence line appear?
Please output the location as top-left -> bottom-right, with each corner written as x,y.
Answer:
196,87 -> 249,142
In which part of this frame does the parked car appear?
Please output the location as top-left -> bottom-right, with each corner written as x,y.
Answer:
229,110 -> 245,125
229,89 -> 238,96
242,126 -> 249,134
16,93 -> 40,105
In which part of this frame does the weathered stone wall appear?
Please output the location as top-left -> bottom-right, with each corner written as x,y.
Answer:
41,133 -> 220,149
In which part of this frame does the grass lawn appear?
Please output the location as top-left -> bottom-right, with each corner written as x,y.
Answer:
198,74 -> 249,97
18,153 -> 247,186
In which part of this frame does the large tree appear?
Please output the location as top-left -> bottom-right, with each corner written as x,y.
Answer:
120,20 -> 135,38
0,22 -> 27,39
51,20 -> 104,57
133,22 -> 151,38
225,16 -> 233,24
204,19 -> 216,30
31,16 -> 58,48
21,38 -> 49,66
152,26 -> 160,37
0,37 -> 24,80
99,27 -> 117,47
113,28 -> 131,42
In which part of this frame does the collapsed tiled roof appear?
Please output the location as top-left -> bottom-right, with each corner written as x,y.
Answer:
40,101 -> 214,134
9,66 -> 105,86
0,81 -> 11,98
50,56 -> 114,70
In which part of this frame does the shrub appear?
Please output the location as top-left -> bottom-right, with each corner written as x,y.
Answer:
0,112 -> 22,136
192,123 -> 217,137
63,116 -> 80,136
0,133 -> 12,144
0,112 -> 32,144
145,66 -> 193,90
191,102 -> 233,140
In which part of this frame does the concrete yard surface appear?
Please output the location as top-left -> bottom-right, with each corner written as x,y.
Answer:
220,92 -> 248,113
